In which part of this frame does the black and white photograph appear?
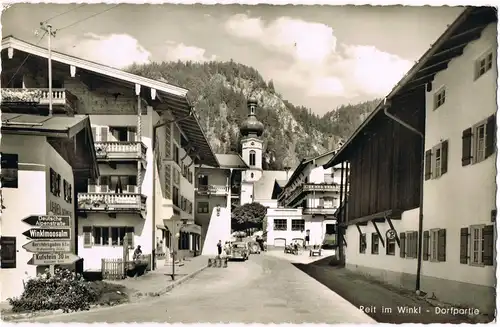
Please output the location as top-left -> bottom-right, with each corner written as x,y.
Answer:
0,2 -> 497,324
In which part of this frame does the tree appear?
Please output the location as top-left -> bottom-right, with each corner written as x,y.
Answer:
231,202 -> 267,231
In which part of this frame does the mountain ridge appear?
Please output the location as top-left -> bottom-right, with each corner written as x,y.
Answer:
128,60 -> 380,169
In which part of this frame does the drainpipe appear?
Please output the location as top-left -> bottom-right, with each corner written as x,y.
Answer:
381,97 -> 425,293
151,109 -> 194,270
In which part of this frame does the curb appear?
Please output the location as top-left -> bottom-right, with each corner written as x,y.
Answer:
133,263 -> 208,301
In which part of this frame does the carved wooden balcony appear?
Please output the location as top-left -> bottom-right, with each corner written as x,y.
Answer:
195,184 -> 229,196
94,141 -> 147,162
1,88 -> 78,115
281,183 -> 342,206
77,192 -> 147,217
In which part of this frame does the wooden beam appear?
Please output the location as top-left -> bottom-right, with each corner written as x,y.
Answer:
371,220 -> 385,247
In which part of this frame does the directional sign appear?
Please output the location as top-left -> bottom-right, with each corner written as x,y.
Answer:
22,228 -> 70,240
22,240 -> 71,253
22,215 -> 70,228
27,253 -> 80,266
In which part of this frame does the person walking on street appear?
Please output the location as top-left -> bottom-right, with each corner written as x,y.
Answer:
217,240 -> 222,258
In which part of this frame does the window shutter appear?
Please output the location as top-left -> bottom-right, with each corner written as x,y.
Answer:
412,231 -> 418,258
56,174 -> 61,196
400,232 -> 406,258
482,225 -> 494,266
83,226 -> 93,248
441,140 -> 448,175
127,130 -> 136,142
100,127 -> 108,142
485,114 -> 496,158
459,227 -> 469,264
91,127 -> 97,140
424,150 -> 432,180
437,229 -> 446,262
462,128 -> 473,166
423,231 -> 429,261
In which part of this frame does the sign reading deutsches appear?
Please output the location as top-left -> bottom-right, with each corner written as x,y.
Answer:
22,240 -> 71,253
22,215 -> 70,228
27,253 -> 80,266
22,228 -> 70,240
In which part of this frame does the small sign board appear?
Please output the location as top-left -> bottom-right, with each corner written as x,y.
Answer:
27,253 -> 80,266
386,229 -> 397,240
22,240 -> 71,253
22,215 -> 70,228
22,228 -> 70,240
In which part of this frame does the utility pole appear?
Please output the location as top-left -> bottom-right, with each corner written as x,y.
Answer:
40,22 -> 56,116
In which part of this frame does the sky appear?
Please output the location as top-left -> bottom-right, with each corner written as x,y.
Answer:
1,4 -> 464,115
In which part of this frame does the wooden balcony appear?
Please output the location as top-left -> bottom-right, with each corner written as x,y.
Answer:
196,185 -> 229,196
94,141 -> 147,162
77,192 -> 147,217
303,206 -> 338,216
282,183 -> 341,206
1,88 -> 78,115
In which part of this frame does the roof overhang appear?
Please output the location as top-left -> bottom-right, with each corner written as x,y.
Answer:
324,6 -> 497,168
1,114 -> 99,180
1,36 -> 219,168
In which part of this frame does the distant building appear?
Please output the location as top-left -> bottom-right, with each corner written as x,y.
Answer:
323,8 -> 496,315
268,149 -> 347,248
195,97 -> 289,254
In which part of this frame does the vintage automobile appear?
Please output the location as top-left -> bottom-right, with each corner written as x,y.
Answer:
247,240 -> 261,254
228,241 -> 249,260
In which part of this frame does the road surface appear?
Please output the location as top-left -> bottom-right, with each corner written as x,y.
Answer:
26,253 -> 374,323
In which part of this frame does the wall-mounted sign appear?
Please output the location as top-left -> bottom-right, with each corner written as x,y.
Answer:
22,228 -> 71,240
0,153 -> 18,188
22,215 -> 70,228
0,236 -> 16,269
22,240 -> 71,253
386,229 -> 397,240
27,253 -> 80,266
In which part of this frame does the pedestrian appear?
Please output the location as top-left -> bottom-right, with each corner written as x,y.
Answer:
217,240 -> 222,257
133,245 -> 142,261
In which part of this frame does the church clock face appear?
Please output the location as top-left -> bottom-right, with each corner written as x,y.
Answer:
251,142 -> 255,146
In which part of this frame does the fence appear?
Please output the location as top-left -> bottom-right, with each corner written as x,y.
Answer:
101,258 -> 125,280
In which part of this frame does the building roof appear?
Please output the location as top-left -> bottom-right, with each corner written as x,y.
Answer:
324,6 -> 497,168
1,113 -> 99,179
254,170 -> 290,200
283,149 -> 338,189
1,36 -> 219,168
199,153 -> 248,170
215,154 -> 249,169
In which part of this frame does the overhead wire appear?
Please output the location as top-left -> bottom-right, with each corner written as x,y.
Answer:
6,31 -> 48,87
42,4 -> 87,23
55,4 -> 121,32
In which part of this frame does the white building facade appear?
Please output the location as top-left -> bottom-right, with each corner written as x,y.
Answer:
420,22 -> 496,312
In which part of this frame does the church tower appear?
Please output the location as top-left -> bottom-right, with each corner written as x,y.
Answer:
239,97 -> 264,205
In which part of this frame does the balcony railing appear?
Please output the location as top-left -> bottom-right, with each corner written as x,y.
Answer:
77,192 -> 147,216
1,88 -> 78,114
196,185 -> 229,196
281,183 -> 341,206
94,141 -> 147,161
303,206 -> 338,216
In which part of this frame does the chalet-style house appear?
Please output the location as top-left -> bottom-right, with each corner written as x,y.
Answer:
268,149 -> 346,248
0,36 -> 219,298
323,7 -> 496,314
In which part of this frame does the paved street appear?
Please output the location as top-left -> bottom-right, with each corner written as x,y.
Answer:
25,253 -> 374,323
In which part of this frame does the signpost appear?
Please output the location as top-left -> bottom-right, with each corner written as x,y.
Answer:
22,213 -> 77,274
27,253 -> 79,266
22,240 -> 71,253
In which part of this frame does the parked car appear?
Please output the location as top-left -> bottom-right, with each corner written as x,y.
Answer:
247,241 -> 260,254
229,241 -> 249,260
